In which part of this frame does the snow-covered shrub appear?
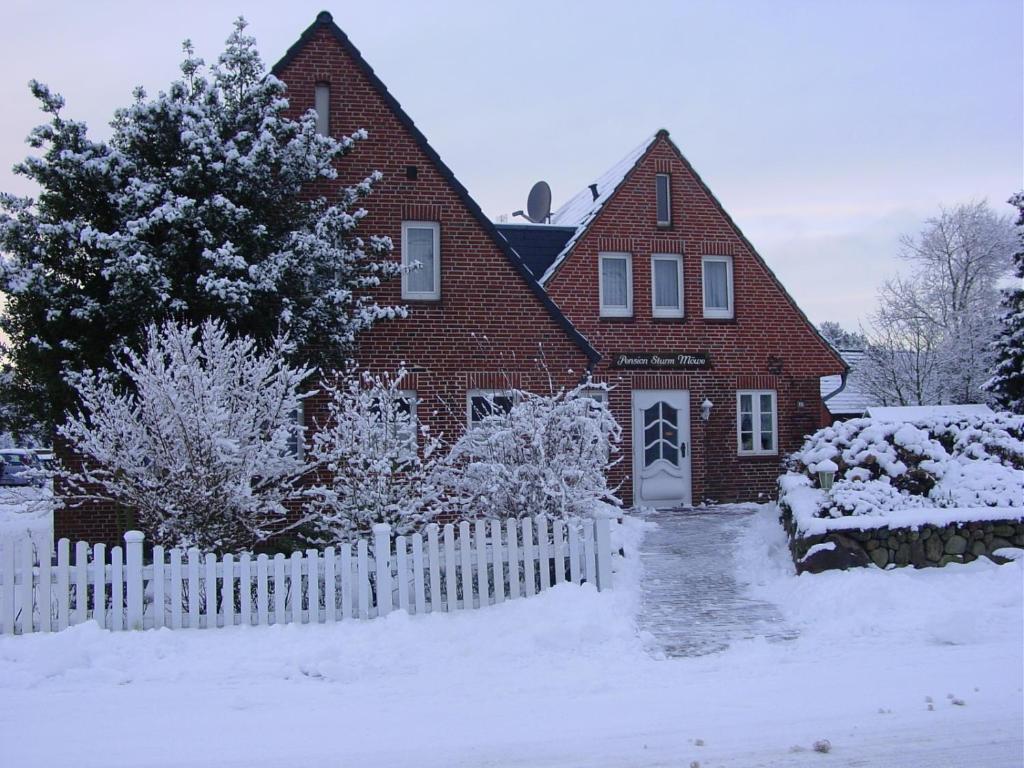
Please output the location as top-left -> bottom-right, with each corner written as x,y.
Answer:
60,320 -> 315,551
304,368 -> 446,539
781,412 -> 1024,520
444,384 -> 621,519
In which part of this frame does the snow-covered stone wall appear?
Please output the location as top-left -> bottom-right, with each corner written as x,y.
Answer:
778,412 -> 1024,573
782,507 -> 1024,573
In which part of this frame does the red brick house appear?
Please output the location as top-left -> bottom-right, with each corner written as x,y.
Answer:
54,11 -> 845,542
497,132 -> 846,505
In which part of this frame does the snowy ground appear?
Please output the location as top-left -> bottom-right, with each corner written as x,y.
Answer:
0,486 -> 52,543
0,506 -> 1021,768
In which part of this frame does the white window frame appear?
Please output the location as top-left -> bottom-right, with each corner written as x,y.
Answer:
598,252 -> 633,318
651,253 -> 684,319
401,221 -> 441,300
736,390 -> 777,456
466,389 -> 517,429
314,83 -> 331,136
393,389 -> 418,451
580,388 -> 608,404
288,401 -> 304,458
655,173 -> 671,226
701,255 -> 734,319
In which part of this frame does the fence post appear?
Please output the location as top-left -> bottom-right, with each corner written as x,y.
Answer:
124,531 -> 145,630
373,524 -> 392,616
593,511 -> 613,591
1,536 -> 14,635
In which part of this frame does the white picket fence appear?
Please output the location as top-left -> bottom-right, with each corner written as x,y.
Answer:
0,514 -> 613,635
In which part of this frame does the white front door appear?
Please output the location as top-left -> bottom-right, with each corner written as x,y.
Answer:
633,390 -> 691,508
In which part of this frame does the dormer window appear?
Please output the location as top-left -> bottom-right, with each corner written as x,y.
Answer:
314,83 -> 331,135
655,173 -> 671,226
599,252 -> 633,317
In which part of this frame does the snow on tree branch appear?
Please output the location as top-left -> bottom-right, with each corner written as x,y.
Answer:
59,320 -> 316,552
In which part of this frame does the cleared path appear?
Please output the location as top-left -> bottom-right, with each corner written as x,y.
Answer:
636,505 -> 797,657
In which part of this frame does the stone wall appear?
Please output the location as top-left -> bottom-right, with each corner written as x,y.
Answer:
780,506 -> 1024,574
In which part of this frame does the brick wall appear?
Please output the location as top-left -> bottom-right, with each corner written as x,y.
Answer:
545,134 -> 845,504
54,16 -> 591,545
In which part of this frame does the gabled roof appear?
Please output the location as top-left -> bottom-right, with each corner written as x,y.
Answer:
539,129 -> 847,374
540,133 -> 659,285
494,223 -> 576,279
272,12 -> 600,368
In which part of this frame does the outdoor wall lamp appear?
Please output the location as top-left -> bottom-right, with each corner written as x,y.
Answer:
700,398 -> 713,422
816,459 -> 838,491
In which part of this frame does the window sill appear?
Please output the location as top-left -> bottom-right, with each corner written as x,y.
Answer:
702,316 -> 737,324
599,313 -> 634,322
651,315 -> 685,323
736,451 -> 779,460
403,297 -> 442,305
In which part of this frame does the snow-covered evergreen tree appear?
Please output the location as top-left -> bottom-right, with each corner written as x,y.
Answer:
0,19 -> 402,434
445,385 -> 621,520
304,368 -> 446,539
984,192 -> 1024,413
59,320 -> 315,552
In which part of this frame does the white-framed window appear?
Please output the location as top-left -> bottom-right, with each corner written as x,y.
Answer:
736,390 -> 777,455
314,83 -> 331,136
287,401 -> 304,458
467,389 -> 516,428
401,221 -> 441,300
655,173 -> 671,226
701,255 -> 734,319
651,253 -> 684,318
580,388 -> 608,405
599,252 -> 633,317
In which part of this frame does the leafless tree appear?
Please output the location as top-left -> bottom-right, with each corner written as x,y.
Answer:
862,201 -> 1015,405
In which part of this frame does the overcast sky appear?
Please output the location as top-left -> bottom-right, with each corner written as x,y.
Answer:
1,0 -> 1020,328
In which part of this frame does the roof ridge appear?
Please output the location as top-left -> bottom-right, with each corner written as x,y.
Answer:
539,132 -> 661,285
271,13 -> 600,368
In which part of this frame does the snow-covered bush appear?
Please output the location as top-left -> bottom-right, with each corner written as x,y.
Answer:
304,369 -> 447,539
781,412 -> 1024,520
444,384 -> 621,520
60,320 -> 315,551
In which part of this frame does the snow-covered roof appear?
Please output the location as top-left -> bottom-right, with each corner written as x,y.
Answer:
539,133 -> 659,285
820,349 -> 874,415
865,404 -> 995,421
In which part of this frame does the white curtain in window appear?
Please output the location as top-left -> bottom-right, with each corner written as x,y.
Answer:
602,258 -> 628,306
407,228 -> 435,293
654,259 -> 679,308
704,260 -> 728,309
315,84 -> 330,135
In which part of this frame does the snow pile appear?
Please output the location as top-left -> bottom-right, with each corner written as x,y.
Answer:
780,413 -> 1024,533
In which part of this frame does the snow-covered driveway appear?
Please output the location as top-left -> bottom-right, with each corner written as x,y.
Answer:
637,505 -> 796,656
0,507 -> 1020,767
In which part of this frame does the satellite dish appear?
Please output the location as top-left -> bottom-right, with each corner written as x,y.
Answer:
526,181 -> 552,223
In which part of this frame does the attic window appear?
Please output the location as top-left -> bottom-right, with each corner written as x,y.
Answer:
655,174 -> 671,226
314,83 -> 330,135
599,252 -> 633,318
401,221 -> 441,300
702,255 -> 733,319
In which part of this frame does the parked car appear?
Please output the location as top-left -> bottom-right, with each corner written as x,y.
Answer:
0,448 -> 45,487
32,447 -> 55,470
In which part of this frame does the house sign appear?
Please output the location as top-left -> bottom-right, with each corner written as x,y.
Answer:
612,351 -> 711,370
